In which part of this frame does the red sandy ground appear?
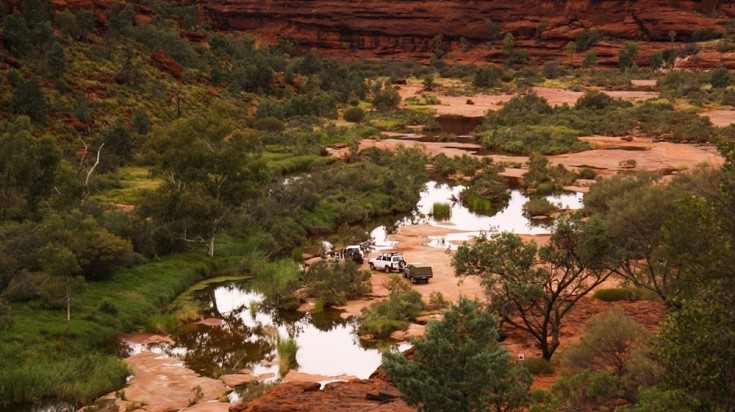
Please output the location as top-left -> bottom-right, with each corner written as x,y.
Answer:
398,85 -> 659,117
700,109 -> 735,127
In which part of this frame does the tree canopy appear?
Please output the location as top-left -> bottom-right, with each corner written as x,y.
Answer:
383,297 -> 532,411
453,217 -> 615,360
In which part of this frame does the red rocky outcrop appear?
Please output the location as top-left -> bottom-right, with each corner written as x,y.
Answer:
195,0 -> 735,66
228,379 -> 413,412
151,50 -> 183,79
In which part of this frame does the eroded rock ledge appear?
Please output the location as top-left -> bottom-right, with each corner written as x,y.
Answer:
228,378 -> 413,412
196,0 -> 735,67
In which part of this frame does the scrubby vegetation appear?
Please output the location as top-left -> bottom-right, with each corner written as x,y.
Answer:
301,261 -> 371,307
358,281 -> 425,338
1,1 -> 735,410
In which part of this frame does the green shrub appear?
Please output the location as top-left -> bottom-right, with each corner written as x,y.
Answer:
474,64 -> 503,88
552,369 -> 622,410
343,107 -> 365,123
459,167 -> 510,215
2,270 -> 47,302
575,29 -> 601,52
535,182 -> 556,196
358,318 -> 408,338
432,202 -> 452,221
358,289 -> 425,338
523,357 -> 555,375
542,60 -> 564,79
578,168 -> 597,180
302,261 -> 371,307
253,117 -> 285,131
592,287 -> 660,302
373,89 -> 401,112
427,291 -> 449,311
690,28 -> 720,42
523,198 -> 559,217
97,299 -> 119,315
574,90 -> 614,111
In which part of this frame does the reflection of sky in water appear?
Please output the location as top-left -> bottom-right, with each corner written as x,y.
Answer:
213,287 -> 392,381
371,181 -> 584,248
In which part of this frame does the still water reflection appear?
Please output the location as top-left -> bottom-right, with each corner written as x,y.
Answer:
127,284 -> 407,383
371,181 -> 584,249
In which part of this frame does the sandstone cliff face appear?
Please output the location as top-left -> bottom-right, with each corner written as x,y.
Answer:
196,0 -> 735,65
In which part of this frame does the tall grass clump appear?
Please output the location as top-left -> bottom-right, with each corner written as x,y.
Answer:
250,259 -> 301,310
277,336 -> 299,376
0,354 -> 130,405
522,198 -> 560,217
432,202 -> 452,221
463,193 -> 495,216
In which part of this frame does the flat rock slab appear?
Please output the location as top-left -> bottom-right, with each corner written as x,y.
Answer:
197,317 -> 225,326
180,402 -> 233,412
220,373 -> 257,387
283,370 -> 358,383
700,109 -> 735,126
124,351 -> 229,412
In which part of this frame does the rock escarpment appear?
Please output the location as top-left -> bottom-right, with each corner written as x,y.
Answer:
228,378 -> 413,412
197,0 -> 735,66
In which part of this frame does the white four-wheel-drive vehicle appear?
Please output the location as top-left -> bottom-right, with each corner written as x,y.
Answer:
368,252 -> 406,272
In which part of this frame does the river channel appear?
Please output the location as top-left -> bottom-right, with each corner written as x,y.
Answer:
153,182 -> 583,386
14,181 -> 583,411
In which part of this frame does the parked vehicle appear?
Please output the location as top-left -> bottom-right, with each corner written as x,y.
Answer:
368,252 -> 406,272
342,245 -> 364,264
402,263 -> 433,283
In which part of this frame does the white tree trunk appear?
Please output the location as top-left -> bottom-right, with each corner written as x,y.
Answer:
207,235 -> 215,257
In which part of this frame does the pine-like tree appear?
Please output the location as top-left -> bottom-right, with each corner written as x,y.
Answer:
383,297 -> 532,412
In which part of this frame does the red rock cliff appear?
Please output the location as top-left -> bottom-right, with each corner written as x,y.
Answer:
194,0 -> 735,65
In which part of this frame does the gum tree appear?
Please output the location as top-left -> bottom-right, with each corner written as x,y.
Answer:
452,217 -> 614,360
141,103 -> 267,256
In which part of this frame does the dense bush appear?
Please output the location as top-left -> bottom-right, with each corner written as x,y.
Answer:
431,153 -> 484,178
575,29 -> 601,52
690,28 -> 720,42
524,357 -> 555,375
372,89 -> 401,111
592,287 -> 661,302
358,289 -> 425,338
459,166 -> 510,215
479,125 -> 589,155
542,60 -> 565,79
523,198 -> 560,217
343,107 -> 365,122
302,261 -> 371,306
473,64 -> 503,88
253,117 -> 285,131
477,90 -> 716,148
574,90 -> 614,110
